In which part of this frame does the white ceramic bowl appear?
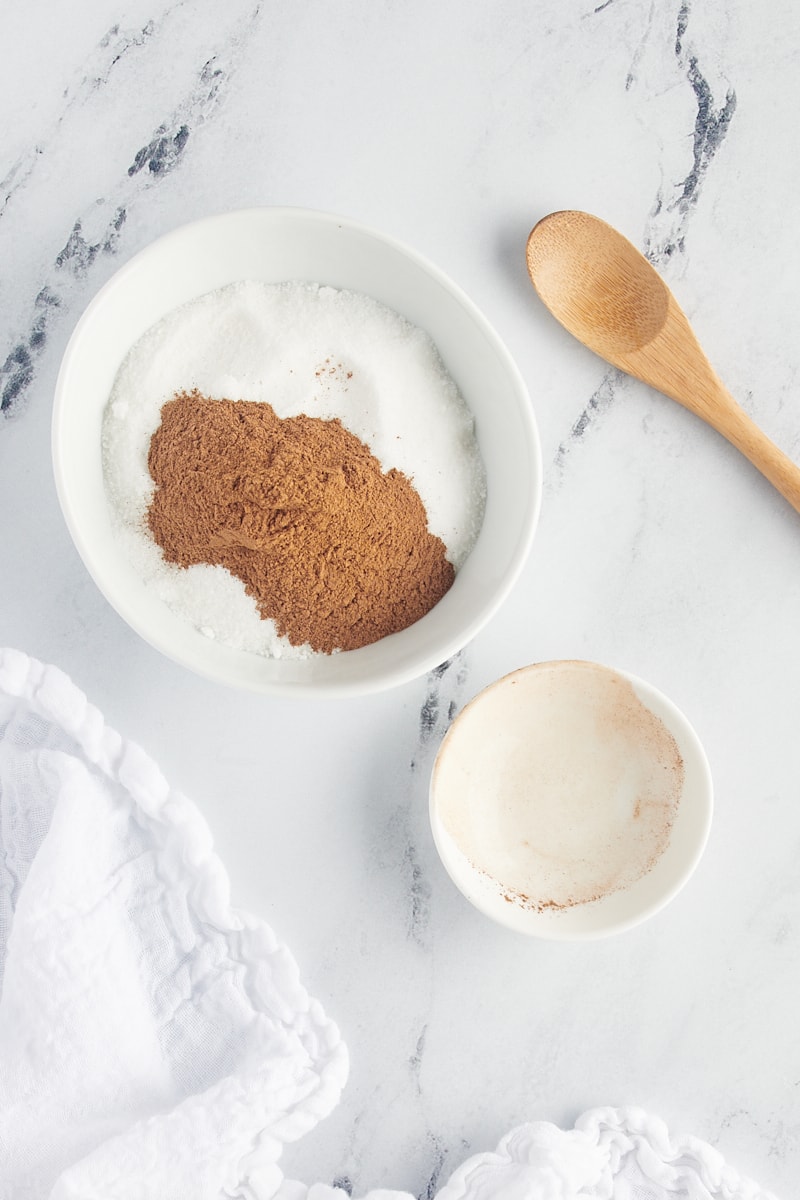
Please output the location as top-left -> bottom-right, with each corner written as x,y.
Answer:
52,209 -> 541,697
430,660 -> 713,939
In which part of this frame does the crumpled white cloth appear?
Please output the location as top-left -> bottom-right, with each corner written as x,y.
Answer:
0,649 -> 780,1200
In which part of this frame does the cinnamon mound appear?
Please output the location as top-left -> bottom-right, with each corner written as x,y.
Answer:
147,390 -> 455,653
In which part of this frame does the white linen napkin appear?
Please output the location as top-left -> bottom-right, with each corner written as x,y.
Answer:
0,648 -> 779,1200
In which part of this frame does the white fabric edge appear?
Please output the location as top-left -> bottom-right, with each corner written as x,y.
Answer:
0,646 -> 349,1197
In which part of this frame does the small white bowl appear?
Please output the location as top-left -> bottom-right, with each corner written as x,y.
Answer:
52,209 -> 541,697
430,660 -> 713,939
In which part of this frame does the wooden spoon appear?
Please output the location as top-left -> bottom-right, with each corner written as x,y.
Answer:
526,209 -> 800,514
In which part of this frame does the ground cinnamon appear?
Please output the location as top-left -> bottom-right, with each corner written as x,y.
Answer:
146,390 -> 455,653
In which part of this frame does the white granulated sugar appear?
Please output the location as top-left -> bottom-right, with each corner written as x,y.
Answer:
102,280 -> 487,659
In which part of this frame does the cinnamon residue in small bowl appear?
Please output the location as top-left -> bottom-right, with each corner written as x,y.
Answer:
146,390 -> 455,653
432,661 -> 686,913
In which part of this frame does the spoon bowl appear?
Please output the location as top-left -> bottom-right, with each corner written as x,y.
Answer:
526,210 -> 800,514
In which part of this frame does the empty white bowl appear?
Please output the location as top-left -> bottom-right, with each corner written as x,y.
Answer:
52,208 -> 542,697
430,660 -> 713,939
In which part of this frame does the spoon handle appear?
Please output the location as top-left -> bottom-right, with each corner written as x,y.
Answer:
618,297 -> 800,515
698,381 -> 800,516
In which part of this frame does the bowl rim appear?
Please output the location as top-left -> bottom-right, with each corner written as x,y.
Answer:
429,658 -> 714,938
52,206 -> 543,698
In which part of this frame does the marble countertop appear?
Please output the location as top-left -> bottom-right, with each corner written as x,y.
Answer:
2,0 -> 798,1194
